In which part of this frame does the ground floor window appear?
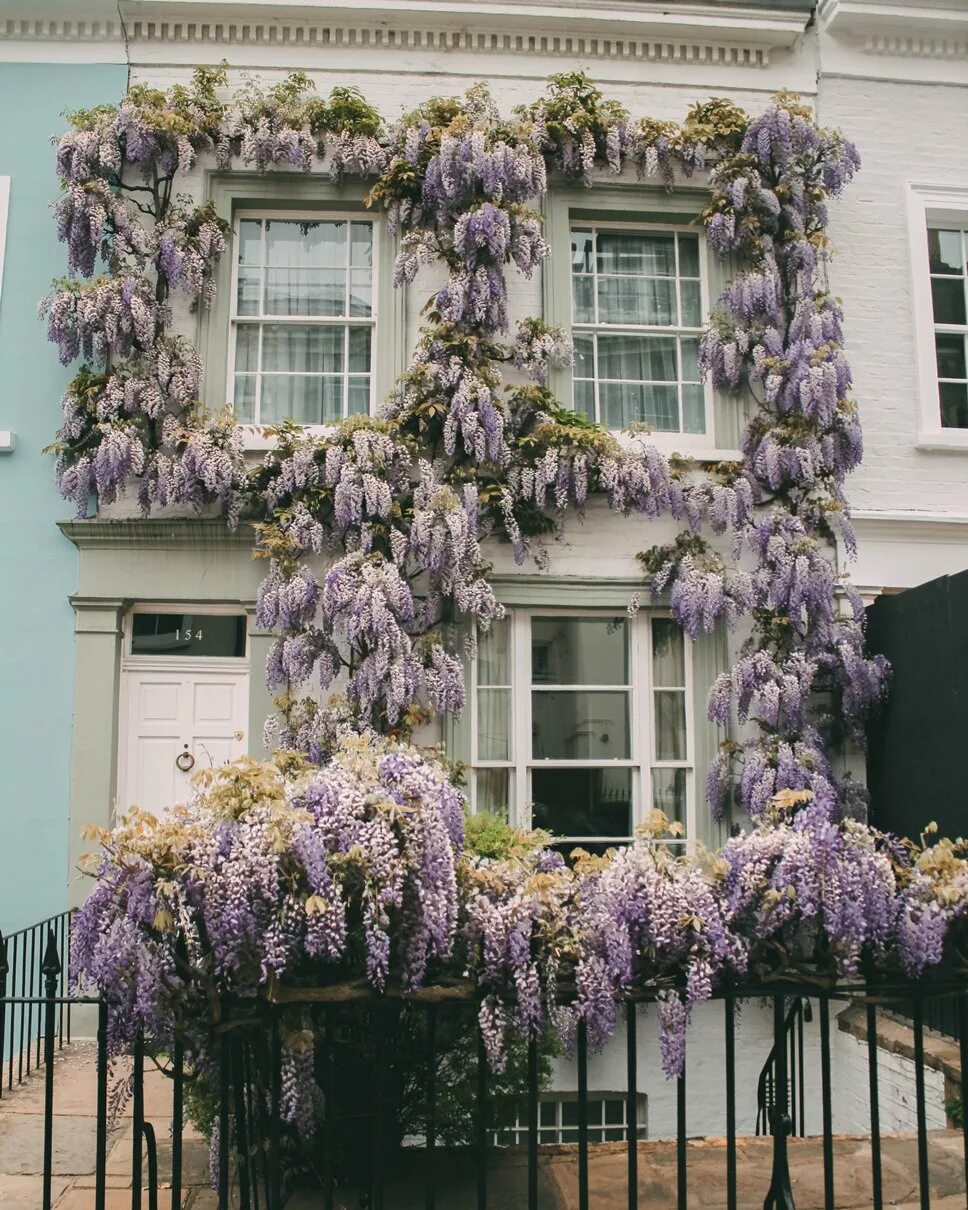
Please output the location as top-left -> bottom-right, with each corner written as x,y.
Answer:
470,609 -> 693,848
494,1092 -> 648,1145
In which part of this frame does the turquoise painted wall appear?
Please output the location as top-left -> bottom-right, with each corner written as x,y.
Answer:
0,62 -> 128,935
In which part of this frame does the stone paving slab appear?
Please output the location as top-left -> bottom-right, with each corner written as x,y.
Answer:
0,1174 -> 71,1210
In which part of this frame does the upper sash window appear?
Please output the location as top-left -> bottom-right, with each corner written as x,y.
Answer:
229,214 -> 375,427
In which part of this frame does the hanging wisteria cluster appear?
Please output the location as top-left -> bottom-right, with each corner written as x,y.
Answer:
73,753 -> 968,1140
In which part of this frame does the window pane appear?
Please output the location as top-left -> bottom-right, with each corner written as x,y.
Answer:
350,223 -> 373,267
679,279 -> 702,327
131,613 -> 246,659
347,377 -> 370,415
678,234 -> 700,278
532,691 -> 630,759
679,337 -> 701,382
266,219 -> 346,268
233,374 -> 256,422
478,617 -> 510,684
600,383 -> 679,431
571,230 -> 593,274
573,275 -> 594,323
262,325 -> 343,373
652,619 -> 685,685
574,379 -> 595,419
597,232 -> 675,276
573,333 -> 595,379
604,1100 -> 624,1126
234,325 -> 259,373
475,769 -> 510,821
261,375 -> 343,425
931,277 -> 967,326
237,219 -> 262,266
478,688 -> 511,760
928,229 -> 963,275
652,767 -> 686,827
531,767 -> 632,838
936,332 -> 967,380
236,267 -> 260,316
265,269 -> 346,317
940,382 -> 968,429
531,616 -> 628,685
682,384 -> 706,434
598,277 -> 676,325
349,270 -> 373,318
349,326 -> 372,372
654,691 -> 687,760
598,334 -> 677,382
540,1101 -> 557,1128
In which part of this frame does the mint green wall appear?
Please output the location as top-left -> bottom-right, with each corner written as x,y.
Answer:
0,63 -> 128,934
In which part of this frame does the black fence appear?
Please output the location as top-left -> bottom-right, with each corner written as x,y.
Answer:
0,910 -> 74,1085
1,924 -> 967,1210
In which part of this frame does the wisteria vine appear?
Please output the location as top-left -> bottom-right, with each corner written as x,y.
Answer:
44,68 -> 887,826
47,67 -> 923,1113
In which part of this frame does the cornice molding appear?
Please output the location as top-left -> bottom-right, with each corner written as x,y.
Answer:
58,518 -> 259,550
851,510 -> 968,545
0,6 -> 127,62
820,1 -> 968,63
2,2 -> 810,70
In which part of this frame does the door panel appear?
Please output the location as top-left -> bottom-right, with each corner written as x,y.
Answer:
133,736 -> 182,815
121,669 -> 248,816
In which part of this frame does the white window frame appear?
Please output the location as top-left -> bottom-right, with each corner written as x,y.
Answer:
469,608 -> 694,847
227,208 -> 379,432
907,182 -> 968,451
568,220 -> 715,450
494,1091 -> 648,1146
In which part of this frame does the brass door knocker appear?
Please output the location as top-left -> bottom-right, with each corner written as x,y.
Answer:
176,748 -> 195,773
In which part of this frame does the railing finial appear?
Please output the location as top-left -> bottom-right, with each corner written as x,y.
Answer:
41,928 -> 62,981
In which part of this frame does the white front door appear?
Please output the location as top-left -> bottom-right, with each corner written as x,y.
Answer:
120,668 -> 249,815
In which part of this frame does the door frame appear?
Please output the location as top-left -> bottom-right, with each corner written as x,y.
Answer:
117,603 -> 251,817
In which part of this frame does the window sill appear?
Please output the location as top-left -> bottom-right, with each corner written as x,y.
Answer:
240,423 -> 339,452
613,430 -> 741,463
916,430 -> 968,452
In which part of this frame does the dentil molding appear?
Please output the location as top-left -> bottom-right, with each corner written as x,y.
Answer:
2,2 -> 812,71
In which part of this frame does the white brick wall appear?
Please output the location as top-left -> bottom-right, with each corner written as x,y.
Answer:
128,45 -> 968,589
819,76 -> 968,520
548,999 -> 950,1141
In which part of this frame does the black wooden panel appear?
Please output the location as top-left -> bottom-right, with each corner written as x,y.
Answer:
866,574 -> 966,841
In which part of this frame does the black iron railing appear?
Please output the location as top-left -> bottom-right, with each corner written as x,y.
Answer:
0,910 -> 73,1089
1,924 -> 967,1210
756,995 -> 812,1137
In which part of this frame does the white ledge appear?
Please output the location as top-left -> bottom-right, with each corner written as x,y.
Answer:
916,429 -> 968,453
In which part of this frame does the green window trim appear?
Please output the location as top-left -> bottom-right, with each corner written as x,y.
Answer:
198,171 -> 406,422
542,180 -> 751,457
